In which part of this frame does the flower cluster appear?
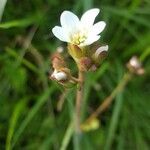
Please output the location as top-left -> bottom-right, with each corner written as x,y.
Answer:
50,8 -> 108,83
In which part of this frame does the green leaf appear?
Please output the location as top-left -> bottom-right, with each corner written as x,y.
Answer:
0,0 -> 7,21
12,87 -> 55,147
6,99 -> 27,150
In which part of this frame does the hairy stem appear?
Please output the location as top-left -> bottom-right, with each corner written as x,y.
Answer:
75,70 -> 84,133
85,72 -> 132,123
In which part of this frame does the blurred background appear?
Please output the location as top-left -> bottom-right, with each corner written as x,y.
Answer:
0,0 -> 150,149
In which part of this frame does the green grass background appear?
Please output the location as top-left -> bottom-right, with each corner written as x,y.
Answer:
0,0 -> 150,149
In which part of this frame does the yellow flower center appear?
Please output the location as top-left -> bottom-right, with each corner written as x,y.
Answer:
71,31 -> 87,45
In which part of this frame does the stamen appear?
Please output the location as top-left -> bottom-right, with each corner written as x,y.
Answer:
71,31 -> 87,45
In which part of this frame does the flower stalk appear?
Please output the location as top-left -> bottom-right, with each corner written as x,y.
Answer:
75,69 -> 84,133
84,73 -> 132,124
82,56 -> 145,126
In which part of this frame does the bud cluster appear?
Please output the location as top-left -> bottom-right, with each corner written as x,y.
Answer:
68,43 -> 108,71
49,43 -> 108,86
49,52 -> 80,87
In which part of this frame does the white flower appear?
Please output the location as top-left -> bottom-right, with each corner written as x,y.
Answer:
51,70 -> 67,81
52,8 -> 106,47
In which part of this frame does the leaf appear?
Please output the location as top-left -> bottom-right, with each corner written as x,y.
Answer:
6,98 -> 27,150
12,87 -> 55,147
0,15 -> 40,29
0,0 -> 7,21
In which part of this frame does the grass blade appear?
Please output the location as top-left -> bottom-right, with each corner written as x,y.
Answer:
60,122 -> 74,150
104,93 -> 123,150
12,87 -> 55,147
0,0 -> 7,21
5,99 -> 26,150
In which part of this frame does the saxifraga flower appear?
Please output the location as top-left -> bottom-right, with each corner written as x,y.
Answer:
52,8 -> 106,47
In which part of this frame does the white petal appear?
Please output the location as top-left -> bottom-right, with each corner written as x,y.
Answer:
81,8 -> 100,27
94,45 -> 108,58
60,11 -> 79,31
54,72 -> 67,81
51,70 -> 58,78
52,26 -> 69,42
82,35 -> 100,46
91,21 -> 106,35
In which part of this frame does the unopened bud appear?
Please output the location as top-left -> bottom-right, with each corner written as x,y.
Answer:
79,57 -> 92,71
89,64 -> 97,71
129,56 -> 141,69
51,52 -> 66,70
81,118 -> 100,132
127,56 -> 145,75
51,70 -> 67,81
93,45 -> 108,64
56,46 -> 64,53
94,45 -> 108,59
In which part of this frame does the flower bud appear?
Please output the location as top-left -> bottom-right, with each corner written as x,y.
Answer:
51,70 -> 67,81
56,46 -> 64,53
93,45 -> 108,63
89,64 -> 97,71
50,52 -> 80,87
50,53 -> 71,84
79,57 -> 92,71
127,56 -> 145,75
51,52 -> 66,70
81,118 -> 100,132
